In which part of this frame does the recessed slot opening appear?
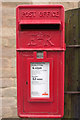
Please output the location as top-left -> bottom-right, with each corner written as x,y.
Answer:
20,24 -> 60,31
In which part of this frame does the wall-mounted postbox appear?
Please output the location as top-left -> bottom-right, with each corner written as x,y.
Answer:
16,5 -> 65,118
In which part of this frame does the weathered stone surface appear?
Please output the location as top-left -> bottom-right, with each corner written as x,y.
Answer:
0,36 -> 1,42
1,57 -> 16,68
32,2 -> 50,4
2,36 -> 16,47
2,7 -> 16,17
32,0 -> 50,4
2,47 -> 16,57
0,107 -> 2,118
2,16 -> 16,28
2,27 -> 16,37
2,68 -> 16,78
2,38 -> 8,47
2,0 -> 31,3
0,3 -> 2,29
0,2 -> 2,6
0,89 -> 2,97
50,2 -> 79,11
0,79 -> 2,88
0,78 -> 15,88
0,97 -> 2,107
0,68 -> 2,78
2,106 -> 18,118
0,57 -> 2,68
9,57 -> 16,68
2,87 -> 17,97
2,58 -> 10,68
2,107 -> 12,118
2,97 -> 17,107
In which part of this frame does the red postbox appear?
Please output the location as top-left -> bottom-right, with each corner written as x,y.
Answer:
16,5 -> 65,118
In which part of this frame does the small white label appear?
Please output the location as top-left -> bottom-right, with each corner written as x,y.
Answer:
31,62 -> 49,98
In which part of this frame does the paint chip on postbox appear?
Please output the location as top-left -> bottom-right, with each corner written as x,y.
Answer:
16,5 -> 66,118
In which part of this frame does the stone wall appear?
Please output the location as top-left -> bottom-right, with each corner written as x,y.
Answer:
1,1 -> 80,118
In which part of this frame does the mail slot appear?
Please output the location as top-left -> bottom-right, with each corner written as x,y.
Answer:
16,5 -> 66,118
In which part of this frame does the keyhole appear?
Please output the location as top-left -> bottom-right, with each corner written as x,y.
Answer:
26,81 -> 28,84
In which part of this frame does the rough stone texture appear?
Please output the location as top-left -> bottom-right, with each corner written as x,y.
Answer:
0,107 -> 2,118
2,7 -> 15,17
2,58 -> 10,67
0,97 -> 2,107
2,47 -> 16,57
0,78 -> 16,88
2,17 -> 16,28
0,58 -> 2,68
2,27 -> 16,37
0,89 -> 2,97
50,2 -> 79,11
2,97 -> 17,107
3,0 -> 32,2
2,58 -> 16,68
2,87 -> 17,97
9,58 -> 16,68
0,68 -> 2,78
1,1 -> 80,118
2,37 -> 16,48
2,107 -> 17,118
2,68 -> 16,78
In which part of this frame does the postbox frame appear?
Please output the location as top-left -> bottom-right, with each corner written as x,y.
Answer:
27,51 -> 53,102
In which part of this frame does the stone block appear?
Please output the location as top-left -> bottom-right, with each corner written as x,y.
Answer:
2,68 -> 16,78
2,16 -> 16,28
2,87 -> 17,97
9,57 -> 16,68
2,47 -> 16,57
2,27 -> 16,37
2,58 -> 10,68
2,7 -> 16,17
2,106 -> 18,118
0,89 -> 2,97
2,97 -> 17,107
1,78 -> 16,88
